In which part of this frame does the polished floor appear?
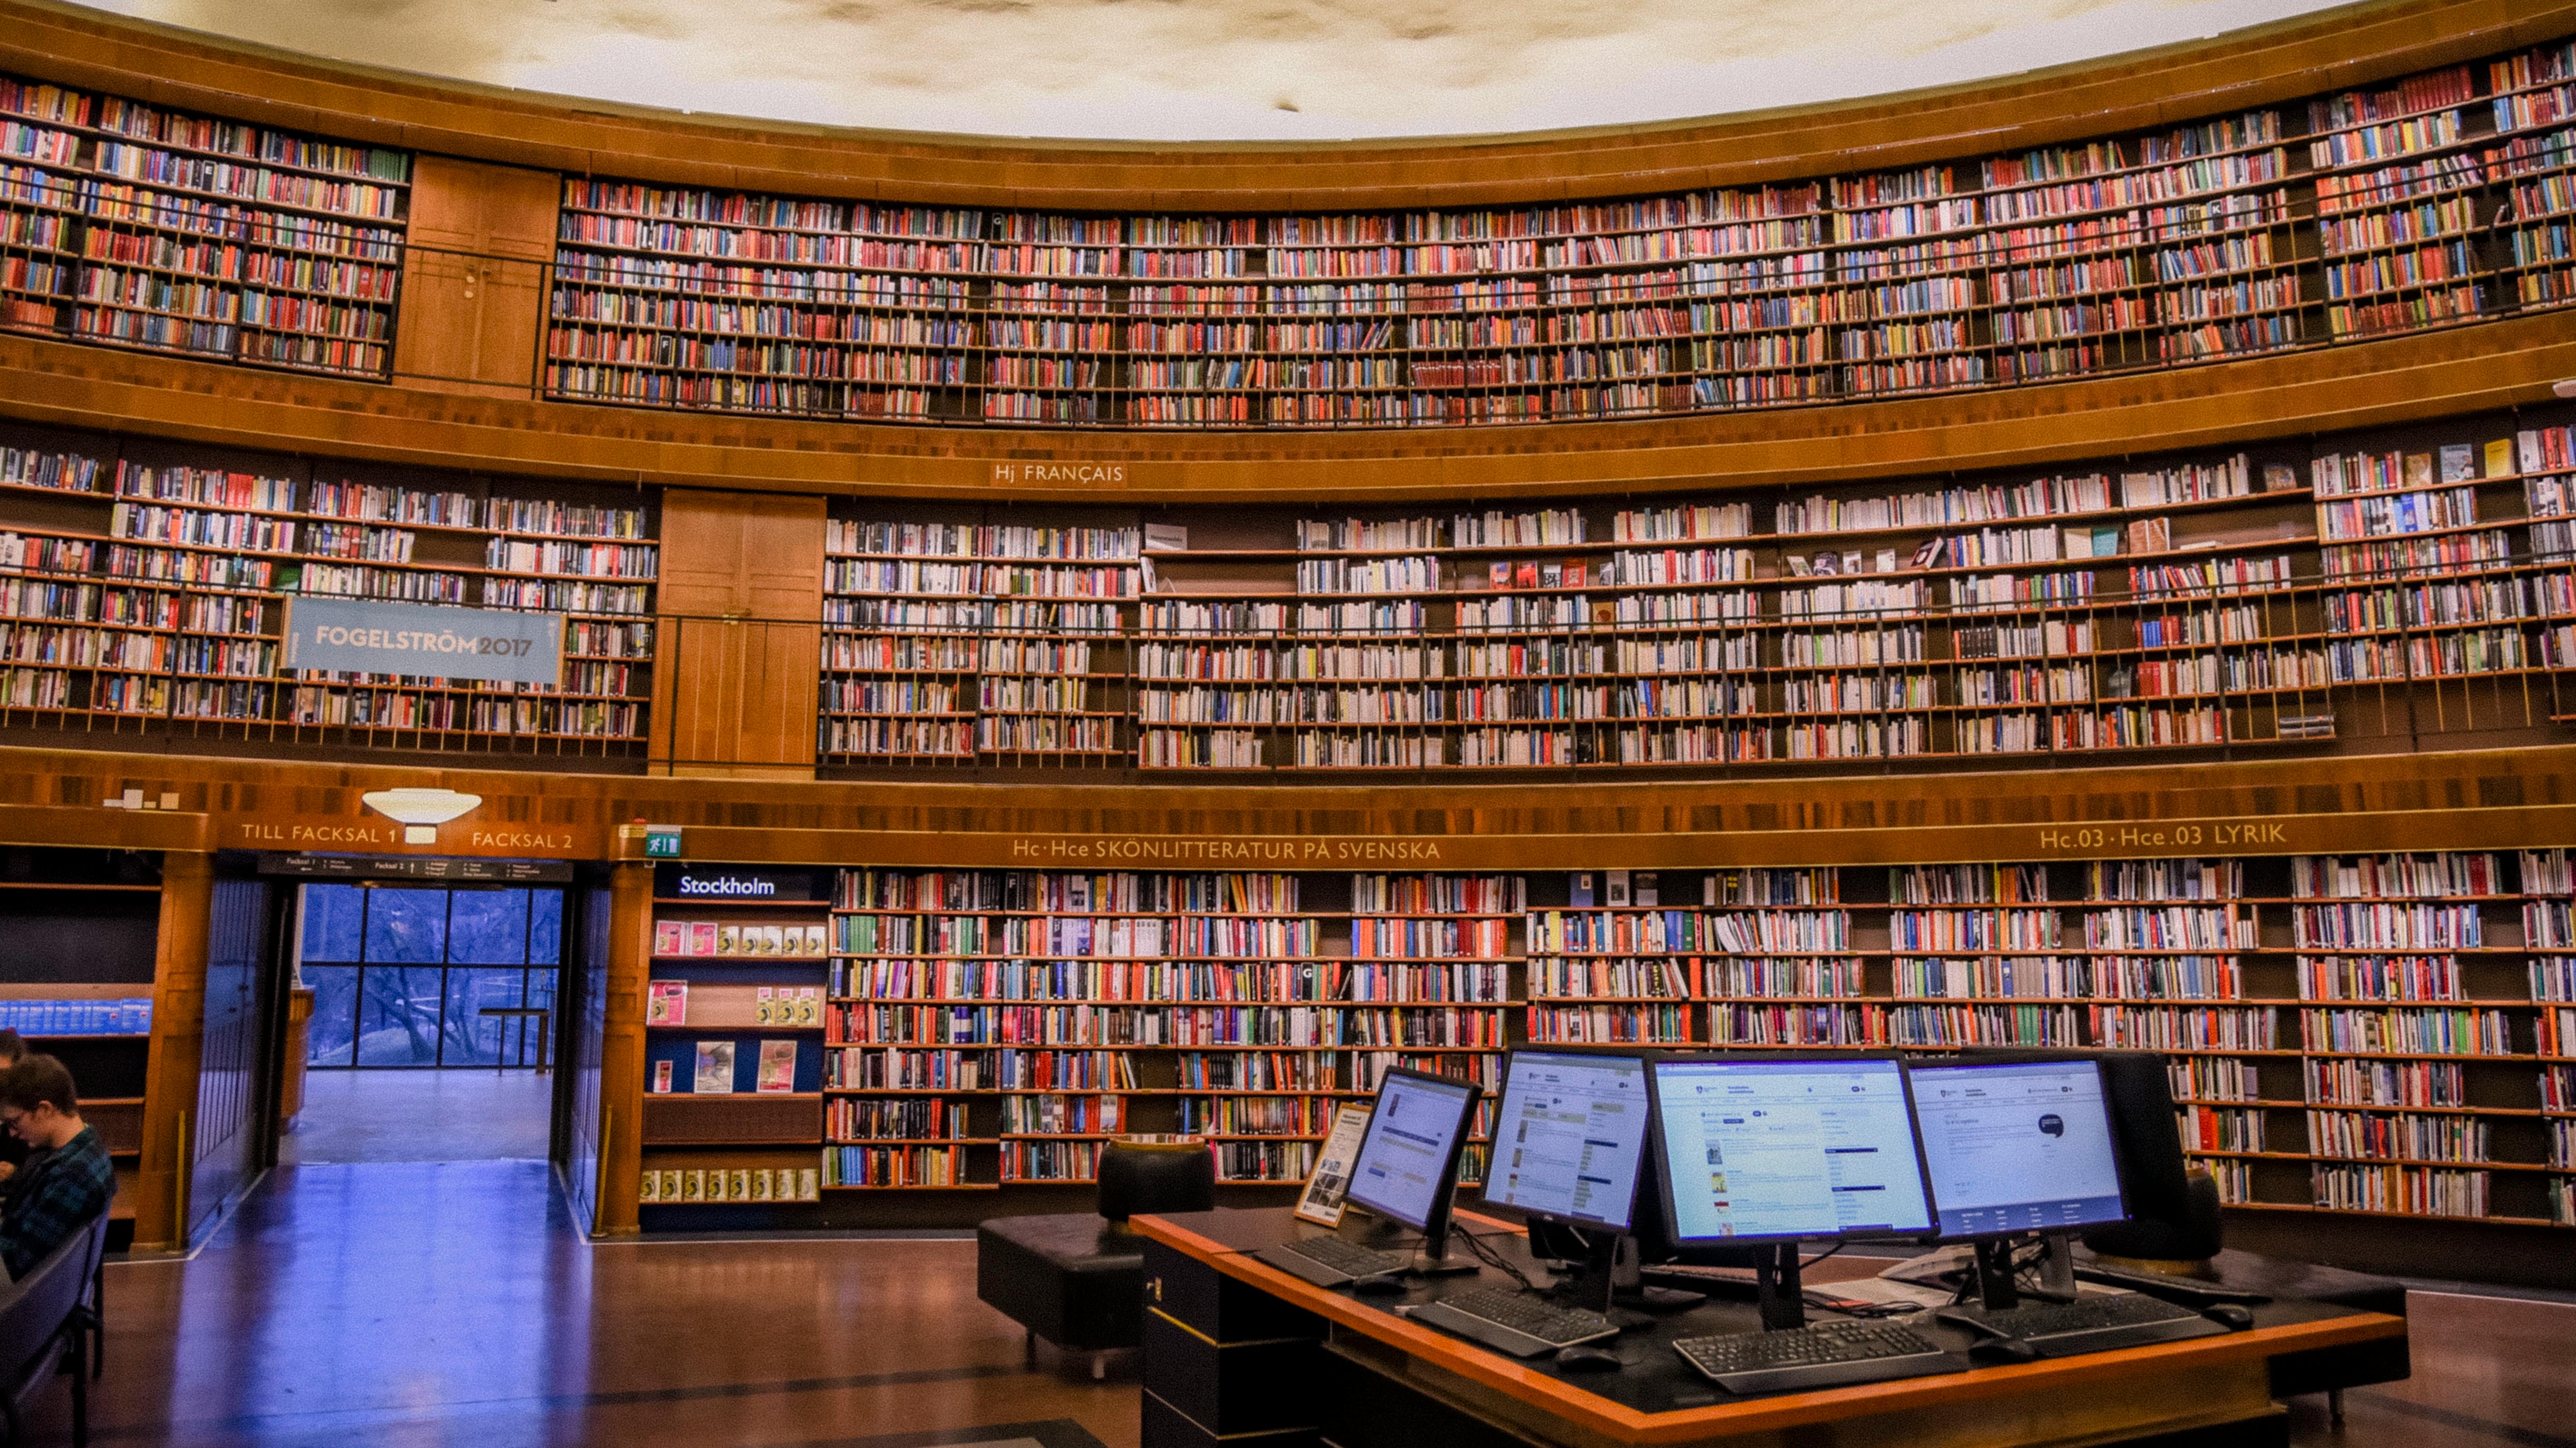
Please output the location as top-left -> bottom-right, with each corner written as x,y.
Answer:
281,1069 -> 554,1164
23,1156 -> 2570,1448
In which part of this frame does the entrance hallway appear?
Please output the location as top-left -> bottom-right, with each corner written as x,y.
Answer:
76,1162 -> 1137,1448
18,1159 -> 2565,1448
281,1070 -> 554,1165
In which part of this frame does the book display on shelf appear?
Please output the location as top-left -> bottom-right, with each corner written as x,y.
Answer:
824,868 -> 1516,1188
0,426 -> 657,748
541,35 -> 2576,433
819,515 -> 1139,763
0,72 -> 409,380
640,868 -> 832,1208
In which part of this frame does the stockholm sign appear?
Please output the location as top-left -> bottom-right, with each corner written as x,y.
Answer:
283,598 -> 563,686
660,865 -> 822,901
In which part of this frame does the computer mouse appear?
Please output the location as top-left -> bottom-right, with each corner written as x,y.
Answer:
1350,1274 -> 1409,1296
1554,1345 -> 1624,1373
2202,1303 -> 2256,1331
1969,1337 -> 2041,1364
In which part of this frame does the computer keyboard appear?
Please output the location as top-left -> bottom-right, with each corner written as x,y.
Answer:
1252,1234 -> 1413,1287
1937,1293 -> 2225,1355
1672,1319 -> 1954,1394
1409,1287 -> 1619,1358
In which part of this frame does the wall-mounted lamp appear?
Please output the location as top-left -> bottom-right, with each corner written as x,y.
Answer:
362,788 -> 484,845
2556,378 -> 2576,398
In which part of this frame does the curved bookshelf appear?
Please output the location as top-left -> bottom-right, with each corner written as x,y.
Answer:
538,38 -> 2576,433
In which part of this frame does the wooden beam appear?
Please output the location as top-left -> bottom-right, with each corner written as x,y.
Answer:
132,850 -> 208,1252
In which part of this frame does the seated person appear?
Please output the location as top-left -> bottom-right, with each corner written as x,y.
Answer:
0,1030 -> 29,1196
0,1054 -> 112,1280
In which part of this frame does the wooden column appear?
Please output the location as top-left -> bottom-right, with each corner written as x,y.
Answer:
133,850 -> 211,1252
388,154 -> 560,397
649,489 -> 826,779
593,859 -> 656,1237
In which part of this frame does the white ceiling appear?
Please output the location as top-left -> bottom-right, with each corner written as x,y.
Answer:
66,0 -> 2366,143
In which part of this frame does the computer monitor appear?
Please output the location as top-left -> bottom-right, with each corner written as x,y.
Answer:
1948,1047 -> 2213,1260
1344,1066 -> 1484,1250
1486,1050 -> 1651,1233
1647,1055 -> 1935,1246
1908,1057 -> 2128,1241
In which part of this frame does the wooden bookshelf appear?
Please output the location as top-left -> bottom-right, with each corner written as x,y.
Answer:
538,36 -> 2576,433
818,511 -> 1139,764
600,846 -> 2576,1233
825,868 -> 1516,1188
1514,851 -> 2576,1228
1100,413 -> 2570,774
642,870 -> 831,1204
0,71 -> 410,381
0,426 -> 656,750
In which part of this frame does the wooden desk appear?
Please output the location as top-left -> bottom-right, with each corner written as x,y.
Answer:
1132,1208 -> 2407,1448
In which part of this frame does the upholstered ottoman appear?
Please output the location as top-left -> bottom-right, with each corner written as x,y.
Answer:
976,1213 -> 1146,1378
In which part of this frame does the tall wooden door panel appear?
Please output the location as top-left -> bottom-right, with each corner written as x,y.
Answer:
651,490 -> 826,775
390,155 -> 559,397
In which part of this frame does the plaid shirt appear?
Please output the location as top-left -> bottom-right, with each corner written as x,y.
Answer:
2,1125 -> 111,1280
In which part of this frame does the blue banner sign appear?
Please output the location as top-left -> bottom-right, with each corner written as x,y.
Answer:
283,597 -> 564,686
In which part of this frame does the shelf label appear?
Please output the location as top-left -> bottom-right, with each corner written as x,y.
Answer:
660,864 -> 823,901
988,462 -> 1131,488
282,597 -> 564,686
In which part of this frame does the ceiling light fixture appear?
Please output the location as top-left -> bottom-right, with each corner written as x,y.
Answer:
362,788 -> 484,844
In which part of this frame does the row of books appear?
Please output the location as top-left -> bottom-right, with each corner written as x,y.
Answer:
0,998 -> 152,1034
649,922 -> 830,958
537,41 -> 2576,429
3,73 -> 410,381
639,1167 -> 819,1204
827,959 -> 1513,1004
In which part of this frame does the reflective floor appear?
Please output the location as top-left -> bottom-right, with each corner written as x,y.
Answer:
282,1069 -> 553,1165
25,1158 -> 2569,1448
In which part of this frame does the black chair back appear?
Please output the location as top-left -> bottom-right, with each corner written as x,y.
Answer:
0,1217 -> 96,1391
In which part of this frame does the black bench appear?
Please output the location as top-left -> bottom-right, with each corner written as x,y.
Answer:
977,1214 -> 1146,1379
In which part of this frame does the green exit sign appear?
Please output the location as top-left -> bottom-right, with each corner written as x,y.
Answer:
644,827 -> 682,858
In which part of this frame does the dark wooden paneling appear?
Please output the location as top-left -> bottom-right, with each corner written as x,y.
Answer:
391,155 -> 560,398
0,741 -> 2570,861
596,861 -> 653,1236
1,0 -> 2567,210
133,851 -> 206,1251
640,1094 -> 823,1146
8,318 -> 2575,506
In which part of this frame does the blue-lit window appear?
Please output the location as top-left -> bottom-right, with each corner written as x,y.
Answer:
299,884 -> 564,1069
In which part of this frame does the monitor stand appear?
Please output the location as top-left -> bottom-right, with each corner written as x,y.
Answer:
1971,1238 -> 2021,1310
1609,1234 -> 1704,1312
1408,1224 -> 1482,1277
1551,1233 -> 1661,1329
1752,1242 -> 1806,1332
1969,1233 -> 2081,1311
2034,1231 -> 2079,1301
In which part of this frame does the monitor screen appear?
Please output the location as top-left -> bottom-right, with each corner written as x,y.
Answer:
1344,1069 -> 1481,1233
1649,1057 -> 1934,1244
1908,1058 -> 2127,1239
1487,1051 -> 1651,1232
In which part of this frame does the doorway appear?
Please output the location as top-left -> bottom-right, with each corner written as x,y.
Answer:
284,881 -> 563,1164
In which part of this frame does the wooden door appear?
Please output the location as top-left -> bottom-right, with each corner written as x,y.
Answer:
650,490 -> 826,776
389,155 -> 559,397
